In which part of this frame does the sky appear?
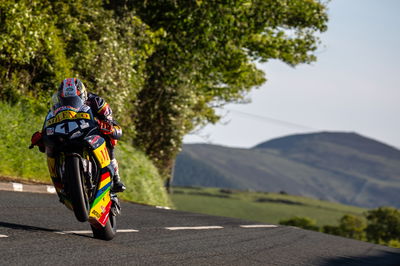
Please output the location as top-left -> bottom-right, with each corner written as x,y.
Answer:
183,0 -> 400,149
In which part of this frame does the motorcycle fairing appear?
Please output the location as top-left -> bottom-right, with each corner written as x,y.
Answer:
45,109 -> 91,127
84,135 -> 111,169
84,135 -> 113,227
89,171 -> 112,227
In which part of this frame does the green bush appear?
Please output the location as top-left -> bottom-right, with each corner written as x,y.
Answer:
387,240 -> 400,248
365,207 -> 400,244
279,216 -> 320,231
322,214 -> 366,241
322,225 -> 341,236
322,208 -> 400,248
338,214 -> 366,240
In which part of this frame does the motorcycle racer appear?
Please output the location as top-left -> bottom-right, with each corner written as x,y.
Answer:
30,78 -> 126,193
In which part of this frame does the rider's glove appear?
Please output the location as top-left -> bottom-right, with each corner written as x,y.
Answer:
29,131 -> 45,152
98,120 -> 114,135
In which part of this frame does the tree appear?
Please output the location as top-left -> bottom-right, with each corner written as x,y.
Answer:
338,214 -> 366,240
113,0 -> 329,180
1,0 -> 330,188
0,0 -> 71,102
279,216 -> 320,231
48,0 -> 157,137
365,207 -> 400,244
0,0 -> 156,137
323,214 -> 366,240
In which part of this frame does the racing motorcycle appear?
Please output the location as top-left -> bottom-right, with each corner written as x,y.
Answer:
31,95 -> 119,240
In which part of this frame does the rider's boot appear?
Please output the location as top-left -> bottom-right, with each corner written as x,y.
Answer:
112,174 -> 126,193
111,159 -> 126,193
110,194 -> 121,216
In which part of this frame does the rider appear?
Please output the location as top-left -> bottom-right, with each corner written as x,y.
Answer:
30,78 -> 126,193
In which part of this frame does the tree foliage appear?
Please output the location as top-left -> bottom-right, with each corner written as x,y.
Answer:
365,207 -> 400,244
321,207 -> 400,248
0,0 -> 71,102
1,0 -> 329,180
0,0 -> 155,138
323,214 -> 366,241
125,0 -> 329,178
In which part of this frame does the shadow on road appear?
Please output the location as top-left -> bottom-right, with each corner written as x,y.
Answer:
0,221 -> 92,239
0,221 -> 58,233
319,250 -> 400,266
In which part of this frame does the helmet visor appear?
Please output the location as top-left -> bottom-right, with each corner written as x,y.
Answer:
59,95 -> 84,109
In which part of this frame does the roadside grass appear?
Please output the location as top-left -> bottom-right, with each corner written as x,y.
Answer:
171,187 -> 366,226
0,101 -> 171,207
0,101 -> 49,181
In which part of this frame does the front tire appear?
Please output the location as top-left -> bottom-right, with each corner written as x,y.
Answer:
91,214 -> 117,240
65,156 -> 89,222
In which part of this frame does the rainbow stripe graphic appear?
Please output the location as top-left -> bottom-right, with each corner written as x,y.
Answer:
89,171 -> 112,227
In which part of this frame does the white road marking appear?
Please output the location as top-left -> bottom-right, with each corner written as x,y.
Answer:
156,206 -> 171,210
56,230 -> 92,235
56,229 -> 139,235
165,226 -> 224,231
240,225 -> 278,228
47,186 -> 56,194
12,183 -> 23,192
0,234 -> 8,238
117,229 -> 139,233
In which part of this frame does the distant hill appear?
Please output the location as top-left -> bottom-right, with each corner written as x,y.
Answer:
173,132 -> 400,208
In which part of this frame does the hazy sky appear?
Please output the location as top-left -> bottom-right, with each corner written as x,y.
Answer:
184,0 -> 400,149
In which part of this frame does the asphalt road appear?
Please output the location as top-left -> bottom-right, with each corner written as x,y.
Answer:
0,190 -> 399,266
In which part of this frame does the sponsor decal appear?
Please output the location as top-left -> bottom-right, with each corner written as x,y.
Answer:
79,120 -> 89,129
45,111 -> 91,126
80,105 -> 90,112
90,135 -> 101,145
54,106 -> 78,114
46,127 -> 54,135
91,210 -> 101,219
98,201 -> 112,226
70,131 -> 83,139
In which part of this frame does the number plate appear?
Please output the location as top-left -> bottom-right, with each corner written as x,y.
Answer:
92,142 -> 111,168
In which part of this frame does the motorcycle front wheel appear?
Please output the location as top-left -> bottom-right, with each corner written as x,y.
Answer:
91,213 -> 117,240
65,156 -> 89,222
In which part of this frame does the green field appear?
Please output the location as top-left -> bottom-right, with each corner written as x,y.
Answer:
171,187 -> 366,226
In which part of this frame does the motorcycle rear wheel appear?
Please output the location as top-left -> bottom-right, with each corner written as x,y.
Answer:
91,214 -> 117,240
65,156 -> 89,222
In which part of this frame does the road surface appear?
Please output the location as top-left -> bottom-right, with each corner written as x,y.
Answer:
0,190 -> 399,265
